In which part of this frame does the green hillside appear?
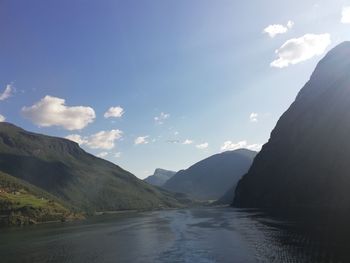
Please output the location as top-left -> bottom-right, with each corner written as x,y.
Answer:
0,123 -> 187,214
0,171 -> 81,226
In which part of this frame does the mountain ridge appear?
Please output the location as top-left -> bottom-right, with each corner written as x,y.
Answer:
164,149 -> 257,200
0,122 -> 187,213
233,41 -> 350,212
144,168 -> 176,187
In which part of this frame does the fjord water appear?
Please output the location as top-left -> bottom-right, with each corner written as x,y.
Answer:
0,207 -> 348,263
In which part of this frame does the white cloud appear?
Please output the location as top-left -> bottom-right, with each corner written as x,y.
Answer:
287,20 -> 294,29
196,142 -> 208,149
134,136 -> 149,145
263,21 -> 293,38
0,114 -> 5,122
221,140 -> 247,151
66,130 -> 122,150
341,7 -> 350,23
263,24 -> 287,38
97,152 -> 108,158
22,96 -> 95,130
104,106 -> 124,118
220,140 -> 263,152
0,84 -> 14,101
154,112 -> 170,124
65,134 -> 87,145
246,144 -> 263,152
86,130 -> 122,150
249,112 -> 258,122
182,139 -> 193,145
271,34 -> 331,68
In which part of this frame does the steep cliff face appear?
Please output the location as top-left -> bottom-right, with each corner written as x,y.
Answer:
164,149 -> 256,200
234,42 -> 350,211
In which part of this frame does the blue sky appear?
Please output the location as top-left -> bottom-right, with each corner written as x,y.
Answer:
0,0 -> 350,178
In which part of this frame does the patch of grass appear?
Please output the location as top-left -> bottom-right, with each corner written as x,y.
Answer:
0,171 -> 83,226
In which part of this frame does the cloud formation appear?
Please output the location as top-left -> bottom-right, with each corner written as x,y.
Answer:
22,96 -> 95,130
220,140 -> 263,152
0,114 -> 5,122
271,34 -> 331,68
86,130 -> 122,150
263,20 -> 294,38
182,139 -> 193,145
0,84 -> 14,101
196,142 -> 208,149
134,136 -> 149,145
104,106 -> 124,118
154,112 -> 170,124
246,143 -> 263,151
65,134 -> 87,145
66,129 -> 122,150
341,7 -> 350,23
249,112 -> 258,122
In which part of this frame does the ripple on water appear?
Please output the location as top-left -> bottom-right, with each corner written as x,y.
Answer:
1,208 -> 350,263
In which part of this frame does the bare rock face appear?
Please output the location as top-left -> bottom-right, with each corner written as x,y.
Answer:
234,42 -> 350,212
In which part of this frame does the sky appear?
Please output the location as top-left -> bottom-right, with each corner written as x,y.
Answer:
0,0 -> 350,178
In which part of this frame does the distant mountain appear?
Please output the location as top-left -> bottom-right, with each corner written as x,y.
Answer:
0,123 -> 187,213
234,42 -> 350,212
144,168 -> 176,186
163,149 -> 257,200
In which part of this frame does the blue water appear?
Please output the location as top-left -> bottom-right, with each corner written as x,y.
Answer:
0,207 -> 347,263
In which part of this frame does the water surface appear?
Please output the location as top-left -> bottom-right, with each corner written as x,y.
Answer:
0,207 -> 348,263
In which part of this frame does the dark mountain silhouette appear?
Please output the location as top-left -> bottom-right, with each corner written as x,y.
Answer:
0,122 -> 187,213
144,168 -> 176,187
215,185 -> 237,205
234,42 -> 350,212
163,149 -> 257,200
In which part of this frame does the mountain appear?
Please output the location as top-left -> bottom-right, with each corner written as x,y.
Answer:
144,168 -> 176,186
234,42 -> 350,212
215,185 -> 237,205
163,149 -> 257,200
0,122 -> 187,213
0,171 -> 82,226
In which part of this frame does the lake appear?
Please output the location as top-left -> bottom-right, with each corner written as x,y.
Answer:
0,207 -> 349,263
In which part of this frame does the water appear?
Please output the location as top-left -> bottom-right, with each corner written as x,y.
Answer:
0,207 -> 349,263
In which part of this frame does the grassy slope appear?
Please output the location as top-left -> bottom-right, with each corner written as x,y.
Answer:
0,123 -> 187,213
0,171 -> 82,226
